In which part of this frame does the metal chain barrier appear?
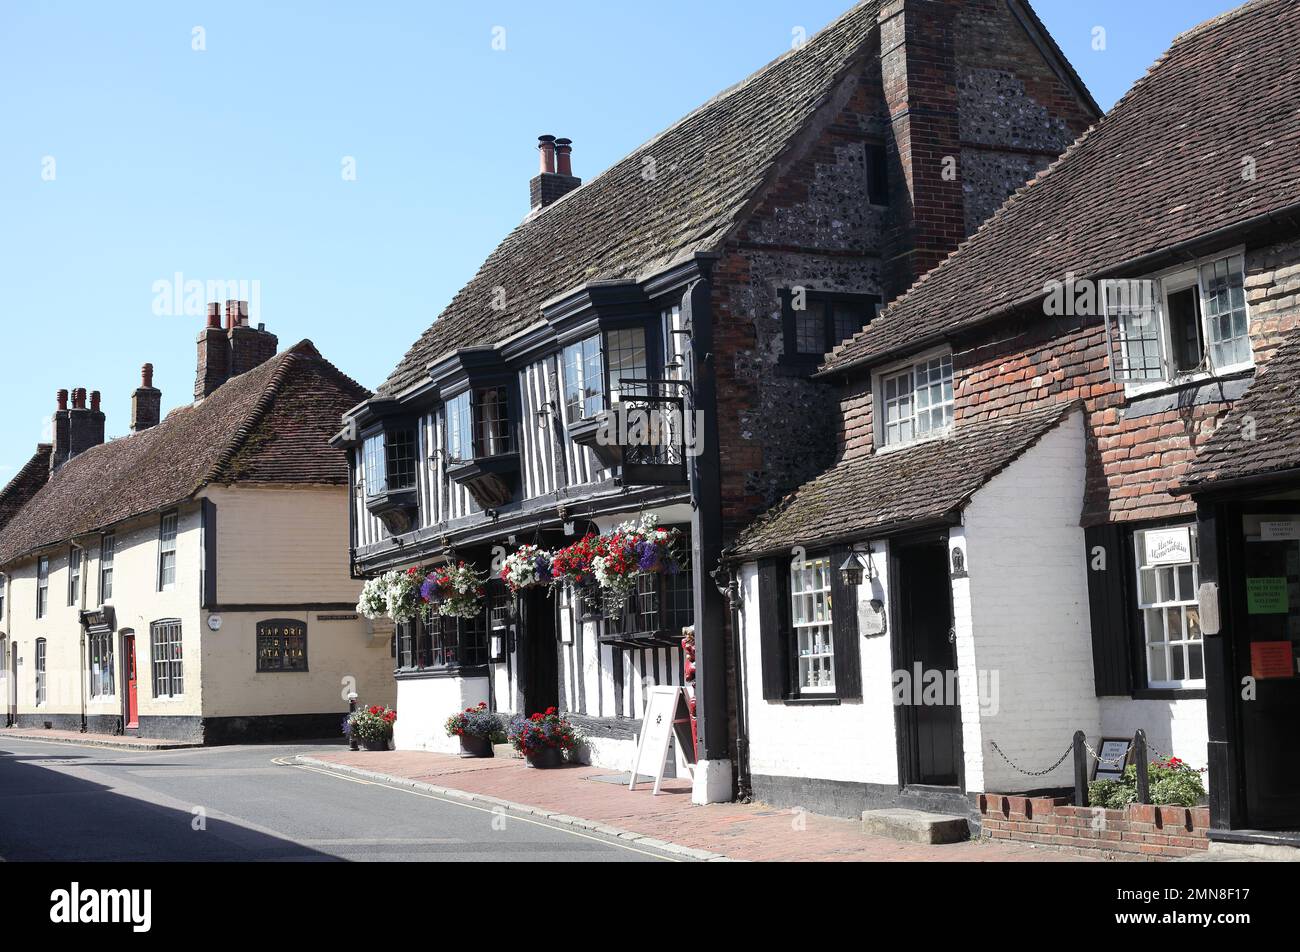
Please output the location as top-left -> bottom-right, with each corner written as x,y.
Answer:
988,739 -> 1073,777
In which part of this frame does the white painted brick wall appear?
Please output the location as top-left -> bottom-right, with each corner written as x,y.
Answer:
741,553 -> 900,786
963,410 -> 1100,792
394,676 -> 489,753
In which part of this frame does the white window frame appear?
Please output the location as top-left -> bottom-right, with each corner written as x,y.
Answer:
790,556 -> 835,694
872,347 -> 955,450
1110,248 -> 1253,397
158,511 -> 179,592
1132,524 -> 1205,690
99,533 -> 115,603
0,571 -> 6,621
67,545 -> 82,607
36,556 -> 49,619
88,629 -> 115,698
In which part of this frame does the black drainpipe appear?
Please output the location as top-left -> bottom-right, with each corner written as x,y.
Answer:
727,562 -> 752,801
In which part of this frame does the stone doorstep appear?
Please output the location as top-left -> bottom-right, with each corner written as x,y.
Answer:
861,808 -> 971,845
0,728 -> 199,751
294,756 -> 732,862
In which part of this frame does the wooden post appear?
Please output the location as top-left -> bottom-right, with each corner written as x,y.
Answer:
1073,730 -> 1087,806
1134,729 -> 1150,804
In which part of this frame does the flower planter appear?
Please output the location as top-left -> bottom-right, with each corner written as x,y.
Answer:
458,734 -> 494,758
361,736 -> 390,752
525,746 -> 564,769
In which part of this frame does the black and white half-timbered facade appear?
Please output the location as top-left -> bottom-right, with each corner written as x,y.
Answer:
337,0 -> 1099,803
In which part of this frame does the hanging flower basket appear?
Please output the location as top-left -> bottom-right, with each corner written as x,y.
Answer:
357,568 -> 427,624
550,535 -> 598,589
423,561 -> 487,620
501,544 -> 554,594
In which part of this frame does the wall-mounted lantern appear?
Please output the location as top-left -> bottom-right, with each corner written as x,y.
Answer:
839,545 -> 878,587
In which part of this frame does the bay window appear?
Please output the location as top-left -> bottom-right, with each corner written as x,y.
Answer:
446,388 -> 514,463
360,417 -> 420,536
878,352 -> 954,447
562,334 -> 606,423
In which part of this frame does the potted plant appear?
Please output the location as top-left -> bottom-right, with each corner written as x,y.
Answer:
346,704 -> 397,751
507,708 -> 578,769
445,702 -> 501,758
423,561 -> 487,619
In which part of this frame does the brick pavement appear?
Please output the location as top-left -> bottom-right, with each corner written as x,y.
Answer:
303,748 -> 1105,862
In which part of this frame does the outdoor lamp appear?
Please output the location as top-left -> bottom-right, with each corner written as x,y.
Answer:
839,546 -> 877,587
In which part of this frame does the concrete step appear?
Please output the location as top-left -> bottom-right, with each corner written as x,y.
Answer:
861,807 -> 970,844
1187,841 -> 1300,862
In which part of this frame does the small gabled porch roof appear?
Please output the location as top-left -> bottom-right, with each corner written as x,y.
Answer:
730,400 -> 1081,559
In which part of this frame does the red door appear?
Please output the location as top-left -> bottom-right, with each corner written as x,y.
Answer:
123,634 -> 139,730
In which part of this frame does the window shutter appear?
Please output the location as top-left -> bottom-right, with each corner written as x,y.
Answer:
829,546 -> 863,700
756,558 -> 790,701
1084,524 -> 1133,696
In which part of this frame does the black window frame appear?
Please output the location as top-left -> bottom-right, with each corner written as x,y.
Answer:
396,607 -> 490,676
150,618 -> 184,698
255,618 -> 309,673
362,423 -> 419,498
779,290 -> 881,370
603,558 -> 695,643
756,548 -> 862,703
446,387 -> 517,464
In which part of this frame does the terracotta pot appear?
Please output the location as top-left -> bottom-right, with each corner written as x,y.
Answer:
458,734 -> 494,758
362,736 -> 390,752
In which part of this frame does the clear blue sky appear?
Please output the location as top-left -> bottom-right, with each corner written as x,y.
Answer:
0,0 -> 1242,479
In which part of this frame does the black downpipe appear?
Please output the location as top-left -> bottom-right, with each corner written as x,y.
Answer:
729,565 -> 752,801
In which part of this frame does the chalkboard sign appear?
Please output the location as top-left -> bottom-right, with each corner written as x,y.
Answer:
629,686 -> 695,796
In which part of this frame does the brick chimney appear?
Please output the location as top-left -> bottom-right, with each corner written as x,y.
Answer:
48,387 -> 106,471
529,134 -> 581,212
194,300 -> 279,400
877,0 -> 966,300
50,389 -> 71,474
227,300 -> 279,377
132,363 -> 162,433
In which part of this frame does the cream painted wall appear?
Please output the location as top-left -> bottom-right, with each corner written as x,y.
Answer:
394,676 -> 489,753
199,610 -> 393,717
204,485 -> 359,605
1,502 -> 204,721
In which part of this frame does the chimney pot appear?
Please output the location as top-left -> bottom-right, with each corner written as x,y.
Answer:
206,302 -> 222,329
555,138 -> 574,177
57,389 -> 69,412
72,388 -> 87,410
142,363 -> 155,389
224,298 -> 248,331
538,135 -> 557,175
90,391 -> 102,413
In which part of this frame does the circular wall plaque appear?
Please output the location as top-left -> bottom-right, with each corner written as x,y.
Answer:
207,615 -> 224,632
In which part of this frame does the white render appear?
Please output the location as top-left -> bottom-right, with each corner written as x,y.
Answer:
394,675 -> 490,754
739,409 -> 1210,803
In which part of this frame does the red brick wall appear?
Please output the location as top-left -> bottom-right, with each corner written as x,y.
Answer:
836,237 -> 1300,525
979,793 -> 1210,860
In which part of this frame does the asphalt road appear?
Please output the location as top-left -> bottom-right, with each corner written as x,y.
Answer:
0,737 -> 676,862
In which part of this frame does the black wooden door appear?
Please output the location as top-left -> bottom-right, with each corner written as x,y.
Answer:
1234,510 -> 1300,829
520,587 -> 559,716
897,541 -> 962,788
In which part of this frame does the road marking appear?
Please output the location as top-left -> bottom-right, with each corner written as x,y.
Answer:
282,760 -> 678,861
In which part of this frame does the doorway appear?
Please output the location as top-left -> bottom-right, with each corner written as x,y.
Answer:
1231,511 -> 1300,829
893,537 -> 963,789
519,587 -> 559,716
122,632 -> 139,731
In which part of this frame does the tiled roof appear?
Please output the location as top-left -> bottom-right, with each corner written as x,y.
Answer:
0,445 -> 51,534
731,401 -> 1080,557
821,0 -> 1300,376
0,342 -> 370,567
378,1 -> 882,396
1182,330 -> 1300,491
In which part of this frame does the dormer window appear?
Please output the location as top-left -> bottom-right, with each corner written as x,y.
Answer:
1105,251 -> 1253,388
876,351 -> 954,448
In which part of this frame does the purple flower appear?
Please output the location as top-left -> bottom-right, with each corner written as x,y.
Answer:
534,555 -> 553,583
420,575 -> 439,602
636,540 -> 661,572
